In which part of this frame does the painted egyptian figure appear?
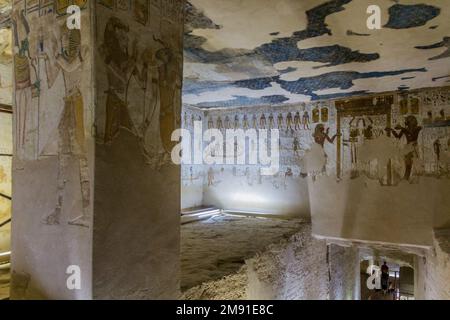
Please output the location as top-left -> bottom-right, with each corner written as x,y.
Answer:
260,113 -> 266,129
234,114 -> 239,129
155,36 -> 182,154
39,21 -> 90,227
363,118 -> 374,140
399,96 -> 408,115
286,112 -> 293,131
308,123 -> 338,173
320,105 -> 329,122
224,115 -> 230,129
243,114 -> 249,130
207,167 -> 214,186
208,116 -> 213,129
268,113 -> 274,129
102,17 -> 138,143
12,9 -> 37,160
294,111 -> 301,130
302,110 -> 310,129
313,123 -> 337,148
293,137 -> 300,156
216,116 -> 223,130
277,113 -> 283,129
387,115 -> 423,180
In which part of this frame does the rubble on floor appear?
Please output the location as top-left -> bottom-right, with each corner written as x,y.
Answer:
181,214 -> 304,291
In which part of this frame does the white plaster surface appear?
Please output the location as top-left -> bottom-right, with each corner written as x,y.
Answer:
308,176 -> 450,246
11,156 -> 93,299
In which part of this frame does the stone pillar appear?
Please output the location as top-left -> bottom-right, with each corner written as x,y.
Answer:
10,0 -> 184,299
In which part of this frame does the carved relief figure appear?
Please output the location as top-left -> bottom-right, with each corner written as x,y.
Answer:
101,15 -> 182,164
348,117 -> 361,165
294,111 -> 301,130
321,105 -> 329,122
216,116 -> 223,130
102,17 -> 138,144
38,20 -> 90,227
293,137 -> 300,156
387,115 -> 423,180
268,113 -> 274,129
207,167 -> 214,186
313,123 -> 338,148
116,0 -> 130,11
12,9 -> 37,160
224,115 -> 230,129
302,110 -> 310,129
434,139 -> 441,162
207,116 -> 213,129
260,113 -> 266,129
363,118 -> 375,140
154,33 -> 182,155
134,0 -> 149,25
286,112 -> 293,132
307,124 -> 338,173
252,114 -> 257,129
234,114 -> 239,129
243,114 -> 249,130
277,113 -> 283,129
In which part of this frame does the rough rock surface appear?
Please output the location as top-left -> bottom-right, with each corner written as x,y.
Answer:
182,219 -> 362,300
182,266 -> 248,300
181,215 -> 304,291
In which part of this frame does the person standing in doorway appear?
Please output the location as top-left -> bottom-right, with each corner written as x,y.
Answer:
381,261 -> 389,293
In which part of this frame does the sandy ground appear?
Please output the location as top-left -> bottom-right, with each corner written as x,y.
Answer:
181,214 -> 304,291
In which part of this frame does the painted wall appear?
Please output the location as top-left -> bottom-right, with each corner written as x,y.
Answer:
93,0 -> 184,299
0,13 -> 12,262
10,0 -> 185,299
181,104 -> 313,217
305,88 -> 450,247
0,110 -> 11,260
0,27 -> 12,105
10,0 -> 94,299
181,106 -> 204,210
184,87 -> 450,245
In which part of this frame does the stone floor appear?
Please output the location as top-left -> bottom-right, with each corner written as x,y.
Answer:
180,214 -> 303,292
